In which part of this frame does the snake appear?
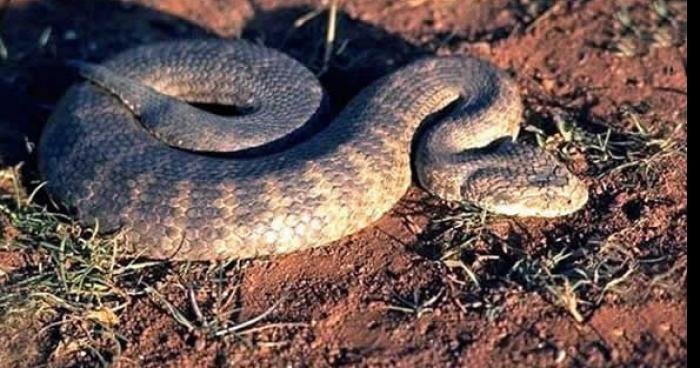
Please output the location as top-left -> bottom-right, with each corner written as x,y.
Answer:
38,39 -> 588,260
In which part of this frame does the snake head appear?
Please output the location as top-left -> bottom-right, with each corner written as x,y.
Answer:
460,143 -> 589,218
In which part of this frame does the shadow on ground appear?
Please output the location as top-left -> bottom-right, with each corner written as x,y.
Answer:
0,0 -> 429,167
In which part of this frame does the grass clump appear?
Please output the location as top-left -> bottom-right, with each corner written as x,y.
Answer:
506,239 -> 637,323
139,260 -> 306,346
528,105 -> 686,186
427,104 -> 685,323
424,204 -> 638,323
0,166 -> 305,363
0,166 -> 163,365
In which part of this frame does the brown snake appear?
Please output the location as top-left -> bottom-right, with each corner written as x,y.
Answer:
38,39 -> 588,260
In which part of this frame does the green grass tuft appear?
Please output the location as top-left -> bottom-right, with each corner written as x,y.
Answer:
0,166 -> 165,364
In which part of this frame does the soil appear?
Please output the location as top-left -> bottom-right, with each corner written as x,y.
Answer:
0,0 -> 687,367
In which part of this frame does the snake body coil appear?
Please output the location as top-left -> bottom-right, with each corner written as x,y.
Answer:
39,40 -> 587,260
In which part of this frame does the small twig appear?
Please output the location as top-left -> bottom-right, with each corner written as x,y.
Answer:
214,298 -> 284,337
294,8 -> 324,28
143,284 -> 197,332
235,322 -> 310,335
524,1 -> 561,34
443,259 -> 481,288
189,286 -> 206,327
320,0 -> 339,74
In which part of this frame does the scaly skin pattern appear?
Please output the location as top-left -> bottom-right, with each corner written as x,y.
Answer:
39,39 -> 587,260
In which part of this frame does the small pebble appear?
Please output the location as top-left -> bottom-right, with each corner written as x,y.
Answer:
612,327 -> 625,337
658,322 -> 671,332
541,78 -> 557,92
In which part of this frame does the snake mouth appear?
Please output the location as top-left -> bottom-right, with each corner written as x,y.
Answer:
486,193 -> 588,217
481,180 -> 589,218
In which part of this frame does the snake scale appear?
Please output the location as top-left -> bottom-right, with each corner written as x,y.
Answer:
38,39 -> 588,260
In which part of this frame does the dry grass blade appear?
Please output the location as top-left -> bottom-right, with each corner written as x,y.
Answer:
214,298 -> 284,337
0,35 -> 7,61
385,288 -> 444,318
143,284 -> 197,332
443,259 -> 481,288
320,0 -> 339,74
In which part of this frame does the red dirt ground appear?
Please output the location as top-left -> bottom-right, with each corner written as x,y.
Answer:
0,0 -> 687,367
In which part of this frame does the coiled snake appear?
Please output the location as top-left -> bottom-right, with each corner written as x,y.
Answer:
39,39 -> 588,260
